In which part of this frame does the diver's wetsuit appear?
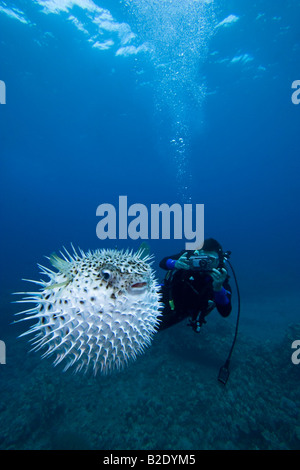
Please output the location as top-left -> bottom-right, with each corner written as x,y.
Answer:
159,250 -> 232,331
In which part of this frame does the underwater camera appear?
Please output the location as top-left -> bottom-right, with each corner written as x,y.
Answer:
189,254 -> 219,271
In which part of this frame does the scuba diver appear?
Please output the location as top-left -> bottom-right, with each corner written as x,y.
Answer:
158,238 -> 232,333
157,238 -> 240,385
137,239 -> 239,384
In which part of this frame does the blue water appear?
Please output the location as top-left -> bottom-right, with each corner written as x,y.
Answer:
0,0 -> 300,450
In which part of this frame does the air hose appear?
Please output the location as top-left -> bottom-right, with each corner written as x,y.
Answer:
218,252 -> 241,385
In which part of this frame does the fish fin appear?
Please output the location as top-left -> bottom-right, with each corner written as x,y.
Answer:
137,242 -> 150,259
49,252 -> 70,273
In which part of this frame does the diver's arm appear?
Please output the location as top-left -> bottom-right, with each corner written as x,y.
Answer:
159,251 -> 186,270
214,279 -> 232,317
215,300 -> 232,317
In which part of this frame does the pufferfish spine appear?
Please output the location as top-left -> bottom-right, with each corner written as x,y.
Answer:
15,246 -> 163,375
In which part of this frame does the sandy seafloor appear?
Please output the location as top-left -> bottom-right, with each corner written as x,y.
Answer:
0,289 -> 299,451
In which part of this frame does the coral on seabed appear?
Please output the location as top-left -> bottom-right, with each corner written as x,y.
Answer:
0,322 -> 299,450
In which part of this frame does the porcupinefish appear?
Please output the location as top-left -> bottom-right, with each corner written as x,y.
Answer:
15,246 -> 162,375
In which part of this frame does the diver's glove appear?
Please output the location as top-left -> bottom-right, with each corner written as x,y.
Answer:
174,253 -> 190,270
210,267 -> 227,291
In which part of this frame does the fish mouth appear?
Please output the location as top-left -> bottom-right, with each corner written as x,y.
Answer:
131,282 -> 147,288
129,281 -> 148,294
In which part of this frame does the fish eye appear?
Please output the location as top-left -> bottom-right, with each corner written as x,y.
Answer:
101,269 -> 111,281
